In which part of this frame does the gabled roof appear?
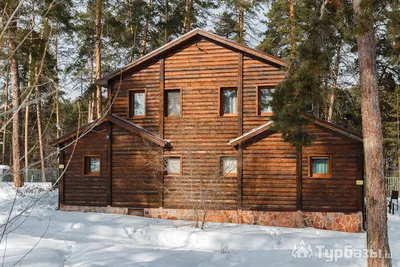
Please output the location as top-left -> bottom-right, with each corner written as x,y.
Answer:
50,114 -> 170,148
97,28 -> 288,86
229,115 -> 363,147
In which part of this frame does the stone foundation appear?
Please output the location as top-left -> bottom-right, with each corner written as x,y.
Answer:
59,205 -> 363,232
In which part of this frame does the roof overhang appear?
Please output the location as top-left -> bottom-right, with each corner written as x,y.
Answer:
96,28 -> 288,87
50,114 -> 170,148
229,115 -> 363,147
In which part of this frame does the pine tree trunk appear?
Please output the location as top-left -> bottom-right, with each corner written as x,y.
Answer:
164,0 -> 168,44
289,0 -> 296,57
88,55 -> 95,123
95,0 -> 102,119
129,2 -> 135,61
238,3 -> 244,44
353,1 -> 392,266
9,26 -> 23,188
140,0 -> 151,56
183,0 -> 190,33
327,41 -> 341,122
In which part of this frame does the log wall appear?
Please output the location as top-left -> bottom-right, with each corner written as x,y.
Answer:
63,124 -> 109,206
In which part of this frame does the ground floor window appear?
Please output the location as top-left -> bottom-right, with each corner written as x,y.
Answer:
221,156 -> 237,176
83,156 -> 101,175
308,155 -> 332,178
165,156 -> 182,175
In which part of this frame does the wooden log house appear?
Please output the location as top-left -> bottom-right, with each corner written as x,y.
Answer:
51,29 -> 364,232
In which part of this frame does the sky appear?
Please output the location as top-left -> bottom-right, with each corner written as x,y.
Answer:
60,3 -> 270,100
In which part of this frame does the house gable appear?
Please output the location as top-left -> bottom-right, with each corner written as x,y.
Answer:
97,28 -> 287,87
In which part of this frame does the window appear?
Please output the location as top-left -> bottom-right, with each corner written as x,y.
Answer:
166,156 -> 181,174
219,87 -> 237,116
83,156 -> 101,175
257,86 -> 274,115
128,90 -> 146,117
309,155 -> 332,178
165,89 -> 181,116
221,156 -> 237,176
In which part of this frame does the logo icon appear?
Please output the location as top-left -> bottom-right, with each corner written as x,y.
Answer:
292,239 -> 313,259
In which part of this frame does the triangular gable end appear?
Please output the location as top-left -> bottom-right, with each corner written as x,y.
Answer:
229,115 -> 363,147
50,114 -> 170,148
96,28 -> 288,86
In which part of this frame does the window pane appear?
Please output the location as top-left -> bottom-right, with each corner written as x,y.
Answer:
133,92 -> 145,116
167,91 -> 180,116
312,157 -> 328,174
222,157 -> 237,175
167,157 -> 181,174
223,89 -> 237,114
260,88 -> 274,113
89,158 -> 100,173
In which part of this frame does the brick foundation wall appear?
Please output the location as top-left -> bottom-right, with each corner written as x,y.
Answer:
59,205 -> 363,232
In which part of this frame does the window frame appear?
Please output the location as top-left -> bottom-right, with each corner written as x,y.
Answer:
165,155 -> 182,175
308,154 -> 332,178
128,89 -> 147,118
218,87 -> 238,116
220,156 -> 238,177
164,88 -> 182,117
82,155 -> 101,176
256,85 -> 274,116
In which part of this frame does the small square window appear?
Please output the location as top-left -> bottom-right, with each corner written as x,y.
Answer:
221,157 -> 237,176
83,156 -> 101,175
165,90 -> 181,116
309,156 -> 331,178
220,88 -> 237,116
129,90 -> 146,117
258,87 -> 274,115
166,157 -> 181,174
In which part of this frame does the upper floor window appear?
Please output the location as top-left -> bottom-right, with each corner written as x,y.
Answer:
308,155 -> 332,178
83,156 -> 101,176
166,156 -> 181,175
128,90 -> 146,117
164,89 -> 181,117
220,87 -> 237,116
257,86 -> 274,115
221,156 -> 237,176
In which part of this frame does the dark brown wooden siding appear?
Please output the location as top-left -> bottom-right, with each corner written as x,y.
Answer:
301,124 -> 362,211
111,62 -> 160,134
243,133 -> 298,211
63,123 -> 109,206
163,39 -> 239,209
111,124 -> 160,207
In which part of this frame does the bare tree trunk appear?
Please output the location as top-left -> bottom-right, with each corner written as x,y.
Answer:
88,55 -> 95,123
9,25 -> 23,187
289,0 -> 295,57
2,67 -> 9,165
95,0 -> 102,119
140,0 -> 151,56
55,32 -> 60,139
164,0 -> 168,44
238,3 -> 244,44
129,2 -> 135,62
183,0 -> 190,33
327,41 -> 341,122
25,0 -> 35,181
353,1 -> 392,266
35,75 -> 46,182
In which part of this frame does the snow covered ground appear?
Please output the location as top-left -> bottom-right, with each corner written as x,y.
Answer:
0,183 -> 399,267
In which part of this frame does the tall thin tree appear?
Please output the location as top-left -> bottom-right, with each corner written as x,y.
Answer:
353,0 -> 392,266
95,0 -> 102,118
9,14 -> 23,187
